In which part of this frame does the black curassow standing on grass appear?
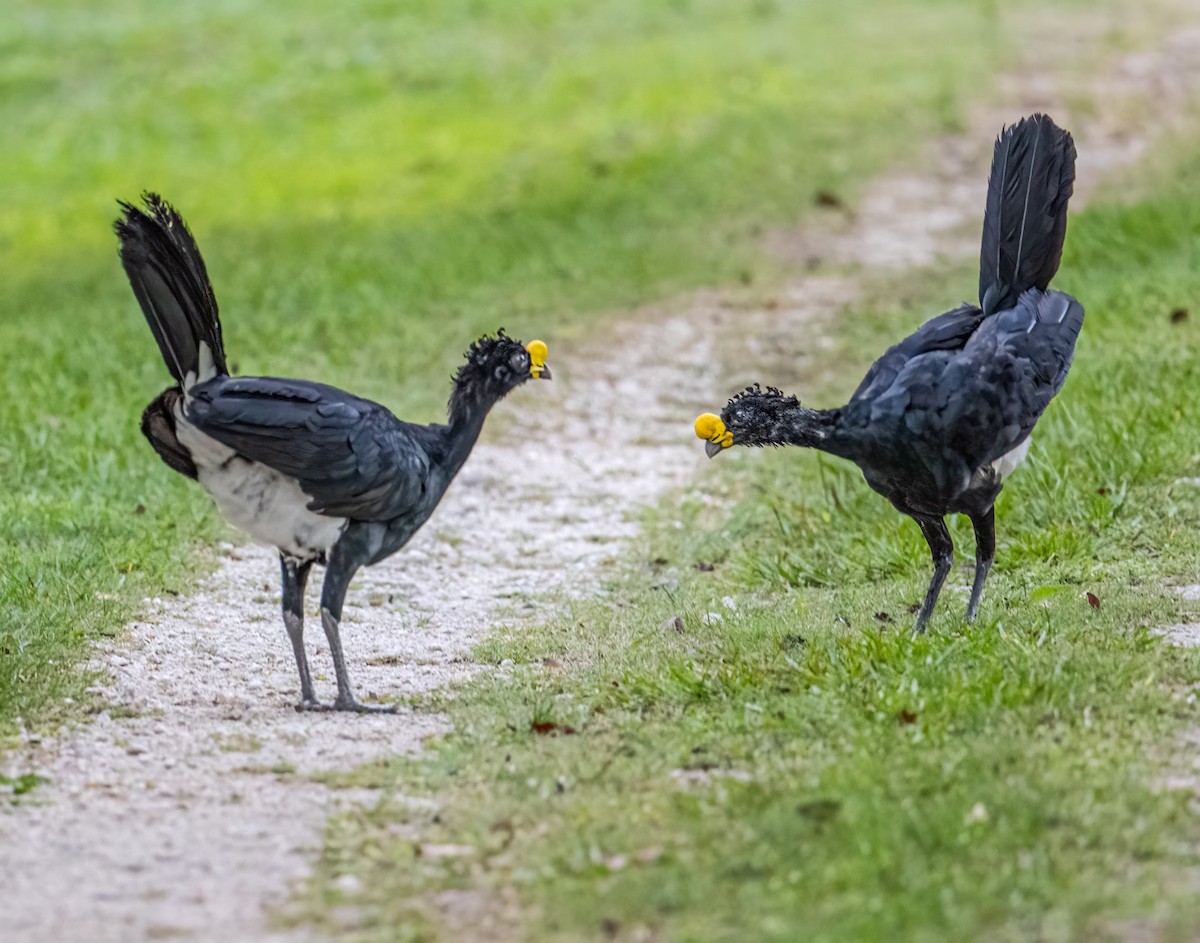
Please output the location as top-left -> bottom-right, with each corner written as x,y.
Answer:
694,114 -> 1082,632
116,194 -> 551,712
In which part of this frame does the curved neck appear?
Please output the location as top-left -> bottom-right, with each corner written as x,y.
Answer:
440,388 -> 496,472
758,404 -> 857,459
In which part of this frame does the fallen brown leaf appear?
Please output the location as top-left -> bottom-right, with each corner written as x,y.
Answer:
531,721 -> 577,736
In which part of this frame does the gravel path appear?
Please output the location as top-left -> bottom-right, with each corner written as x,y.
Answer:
2,10 -> 1197,941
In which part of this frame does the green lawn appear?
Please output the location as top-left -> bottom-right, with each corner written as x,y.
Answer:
0,0 -> 1046,727
296,142 -> 1200,938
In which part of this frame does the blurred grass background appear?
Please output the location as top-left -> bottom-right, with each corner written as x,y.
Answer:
0,0 -> 1072,727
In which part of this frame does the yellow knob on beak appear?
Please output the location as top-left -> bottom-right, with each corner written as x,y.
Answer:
694,413 -> 732,458
526,339 -> 551,380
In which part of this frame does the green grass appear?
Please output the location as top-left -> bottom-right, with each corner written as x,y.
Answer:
295,142 -> 1200,939
0,772 -> 47,803
0,0 -> 1064,728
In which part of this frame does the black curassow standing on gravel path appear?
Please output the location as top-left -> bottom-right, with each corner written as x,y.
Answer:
117,194 -> 551,712
695,114 -> 1082,632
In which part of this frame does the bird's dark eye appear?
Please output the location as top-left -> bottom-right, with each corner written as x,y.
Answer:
510,351 -> 530,372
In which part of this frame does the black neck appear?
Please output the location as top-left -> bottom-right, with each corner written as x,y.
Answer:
439,387 -> 498,473
756,403 -> 858,460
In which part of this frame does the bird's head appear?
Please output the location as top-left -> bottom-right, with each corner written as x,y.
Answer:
694,385 -> 801,457
451,330 -> 551,414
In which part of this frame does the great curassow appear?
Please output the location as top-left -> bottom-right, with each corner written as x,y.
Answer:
117,194 -> 551,711
694,114 -> 1082,632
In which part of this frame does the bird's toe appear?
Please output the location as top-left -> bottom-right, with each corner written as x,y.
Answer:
333,695 -> 397,714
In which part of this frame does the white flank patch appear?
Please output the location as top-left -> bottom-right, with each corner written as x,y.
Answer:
991,437 -> 1032,481
175,413 -> 347,558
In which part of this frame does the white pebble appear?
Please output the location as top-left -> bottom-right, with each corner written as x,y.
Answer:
333,874 -> 363,896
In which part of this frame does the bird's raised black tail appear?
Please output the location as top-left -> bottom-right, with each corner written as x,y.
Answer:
978,114 -> 1076,316
115,193 -> 227,388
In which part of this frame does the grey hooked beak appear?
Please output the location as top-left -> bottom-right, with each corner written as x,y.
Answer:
705,439 -> 724,459
535,364 -> 552,381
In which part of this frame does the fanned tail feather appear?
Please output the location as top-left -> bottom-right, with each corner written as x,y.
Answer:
978,114 -> 1076,316
115,193 -> 227,387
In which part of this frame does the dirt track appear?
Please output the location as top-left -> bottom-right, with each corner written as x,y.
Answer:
1,8 -> 1198,941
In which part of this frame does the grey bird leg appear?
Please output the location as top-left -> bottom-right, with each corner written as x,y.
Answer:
281,554 -> 319,709
307,548 -> 396,714
966,506 -> 996,623
913,517 -> 954,635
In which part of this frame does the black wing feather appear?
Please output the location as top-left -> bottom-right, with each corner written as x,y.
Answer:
186,377 -> 433,521
854,290 -> 1083,503
850,303 -> 985,403
922,289 -> 1084,474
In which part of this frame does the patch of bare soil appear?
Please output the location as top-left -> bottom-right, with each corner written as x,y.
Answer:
1,7 -> 1197,941
1159,586 -> 1200,648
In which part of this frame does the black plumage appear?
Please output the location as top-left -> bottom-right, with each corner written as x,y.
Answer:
979,114 -> 1076,316
696,115 -> 1082,631
116,194 -> 551,711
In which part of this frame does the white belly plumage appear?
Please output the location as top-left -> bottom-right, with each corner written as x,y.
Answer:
175,414 -> 347,558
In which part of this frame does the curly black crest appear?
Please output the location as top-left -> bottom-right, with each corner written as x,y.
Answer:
454,328 -> 524,377
463,327 -> 510,361
718,383 -> 809,448
724,383 -> 800,410
449,328 -> 532,417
